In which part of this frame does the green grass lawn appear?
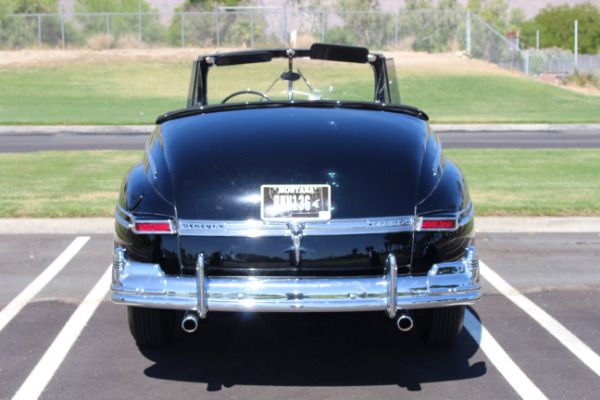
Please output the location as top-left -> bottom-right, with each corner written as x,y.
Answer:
0,63 -> 188,125
400,74 -> 600,123
1,149 -> 598,218
446,149 -> 600,216
0,150 -> 142,217
1,59 -> 600,124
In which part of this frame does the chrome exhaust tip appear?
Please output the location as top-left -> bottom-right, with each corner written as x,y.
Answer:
181,311 -> 199,333
396,314 -> 414,332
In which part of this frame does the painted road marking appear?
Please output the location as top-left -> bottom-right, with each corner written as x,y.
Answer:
0,236 -> 90,333
11,264 -> 111,400
4,240 -> 597,399
480,261 -> 600,378
464,309 -> 549,400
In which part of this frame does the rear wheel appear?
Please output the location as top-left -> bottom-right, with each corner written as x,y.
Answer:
127,306 -> 176,347
415,305 -> 465,345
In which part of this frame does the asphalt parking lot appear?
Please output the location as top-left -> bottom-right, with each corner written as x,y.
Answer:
1,228 -> 599,400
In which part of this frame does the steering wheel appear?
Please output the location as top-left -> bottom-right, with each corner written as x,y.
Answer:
221,90 -> 272,103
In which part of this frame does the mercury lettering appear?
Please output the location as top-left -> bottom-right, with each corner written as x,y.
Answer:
275,186 -> 316,195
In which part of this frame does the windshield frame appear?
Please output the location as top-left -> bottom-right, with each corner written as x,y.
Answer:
187,43 -> 400,108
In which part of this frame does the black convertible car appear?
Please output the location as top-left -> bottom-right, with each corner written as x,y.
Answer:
111,43 -> 480,347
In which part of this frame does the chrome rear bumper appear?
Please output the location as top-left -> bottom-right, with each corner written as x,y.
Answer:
111,246 -> 480,316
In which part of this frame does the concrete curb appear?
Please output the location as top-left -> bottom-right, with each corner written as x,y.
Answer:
1,124 -> 600,135
0,125 -> 152,135
0,218 -> 115,234
1,217 -> 598,235
474,217 -> 600,233
432,123 -> 600,132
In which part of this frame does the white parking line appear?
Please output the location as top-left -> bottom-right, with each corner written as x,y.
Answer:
464,309 -> 549,400
11,264 -> 112,400
480,261 -> 600,378
0,236 -> 90,333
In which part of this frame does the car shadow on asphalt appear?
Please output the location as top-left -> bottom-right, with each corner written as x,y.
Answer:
140,307 -> 486,391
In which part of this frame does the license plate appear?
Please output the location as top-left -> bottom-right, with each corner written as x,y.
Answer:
261,184 -> 331,221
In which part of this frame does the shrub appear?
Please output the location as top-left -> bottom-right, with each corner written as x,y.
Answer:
325,27 -> 353,45
87,33 -> 114,50
115,34 -> 145,49
295,33 -> 317,48
526,52 -> 548,75
564,69 -> 600,89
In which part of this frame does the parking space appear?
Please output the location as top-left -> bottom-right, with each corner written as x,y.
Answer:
0,232 -> 598,399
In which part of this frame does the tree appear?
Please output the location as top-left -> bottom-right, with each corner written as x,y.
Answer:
468,0 -> 509,31
466,0 -> 525,63
14,0 -> 56,13
0,0 -> 71,48
0,1 -> 14,48
288,0 -> 326,40
520,3 -> 600,54
333,0 -> 394,48
166,0 -> 217,46
402,0 -> 464,52
181,0 -> 241,10
166,0 -> 267,47
405,0 -> 434,9
75,0 -> 165,45
507,7 -> 525,33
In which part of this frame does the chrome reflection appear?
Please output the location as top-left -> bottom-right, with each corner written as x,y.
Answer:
289,223 -> 304,265
111,246 -> 481,313
386,253 -> 397,319
181,311 -> 199,333
196,253 -> 208,319
396,313 -> 414,332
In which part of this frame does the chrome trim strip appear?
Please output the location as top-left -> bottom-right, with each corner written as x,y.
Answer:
116,203 -> 473,237
458,201 -> 475,228
115,204 -> 177,235
115,206 -> 132,230
415,201 -> 474,232
178,216 -> 417,237
111,246 -> 481,313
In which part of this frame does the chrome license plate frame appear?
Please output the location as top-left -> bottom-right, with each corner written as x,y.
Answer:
261,184 -> 331,221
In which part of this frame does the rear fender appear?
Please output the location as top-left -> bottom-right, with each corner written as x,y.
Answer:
114,159 -> 180,275
413,160 -> 474,274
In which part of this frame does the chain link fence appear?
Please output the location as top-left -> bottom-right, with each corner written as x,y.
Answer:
3,9 -> 598,75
